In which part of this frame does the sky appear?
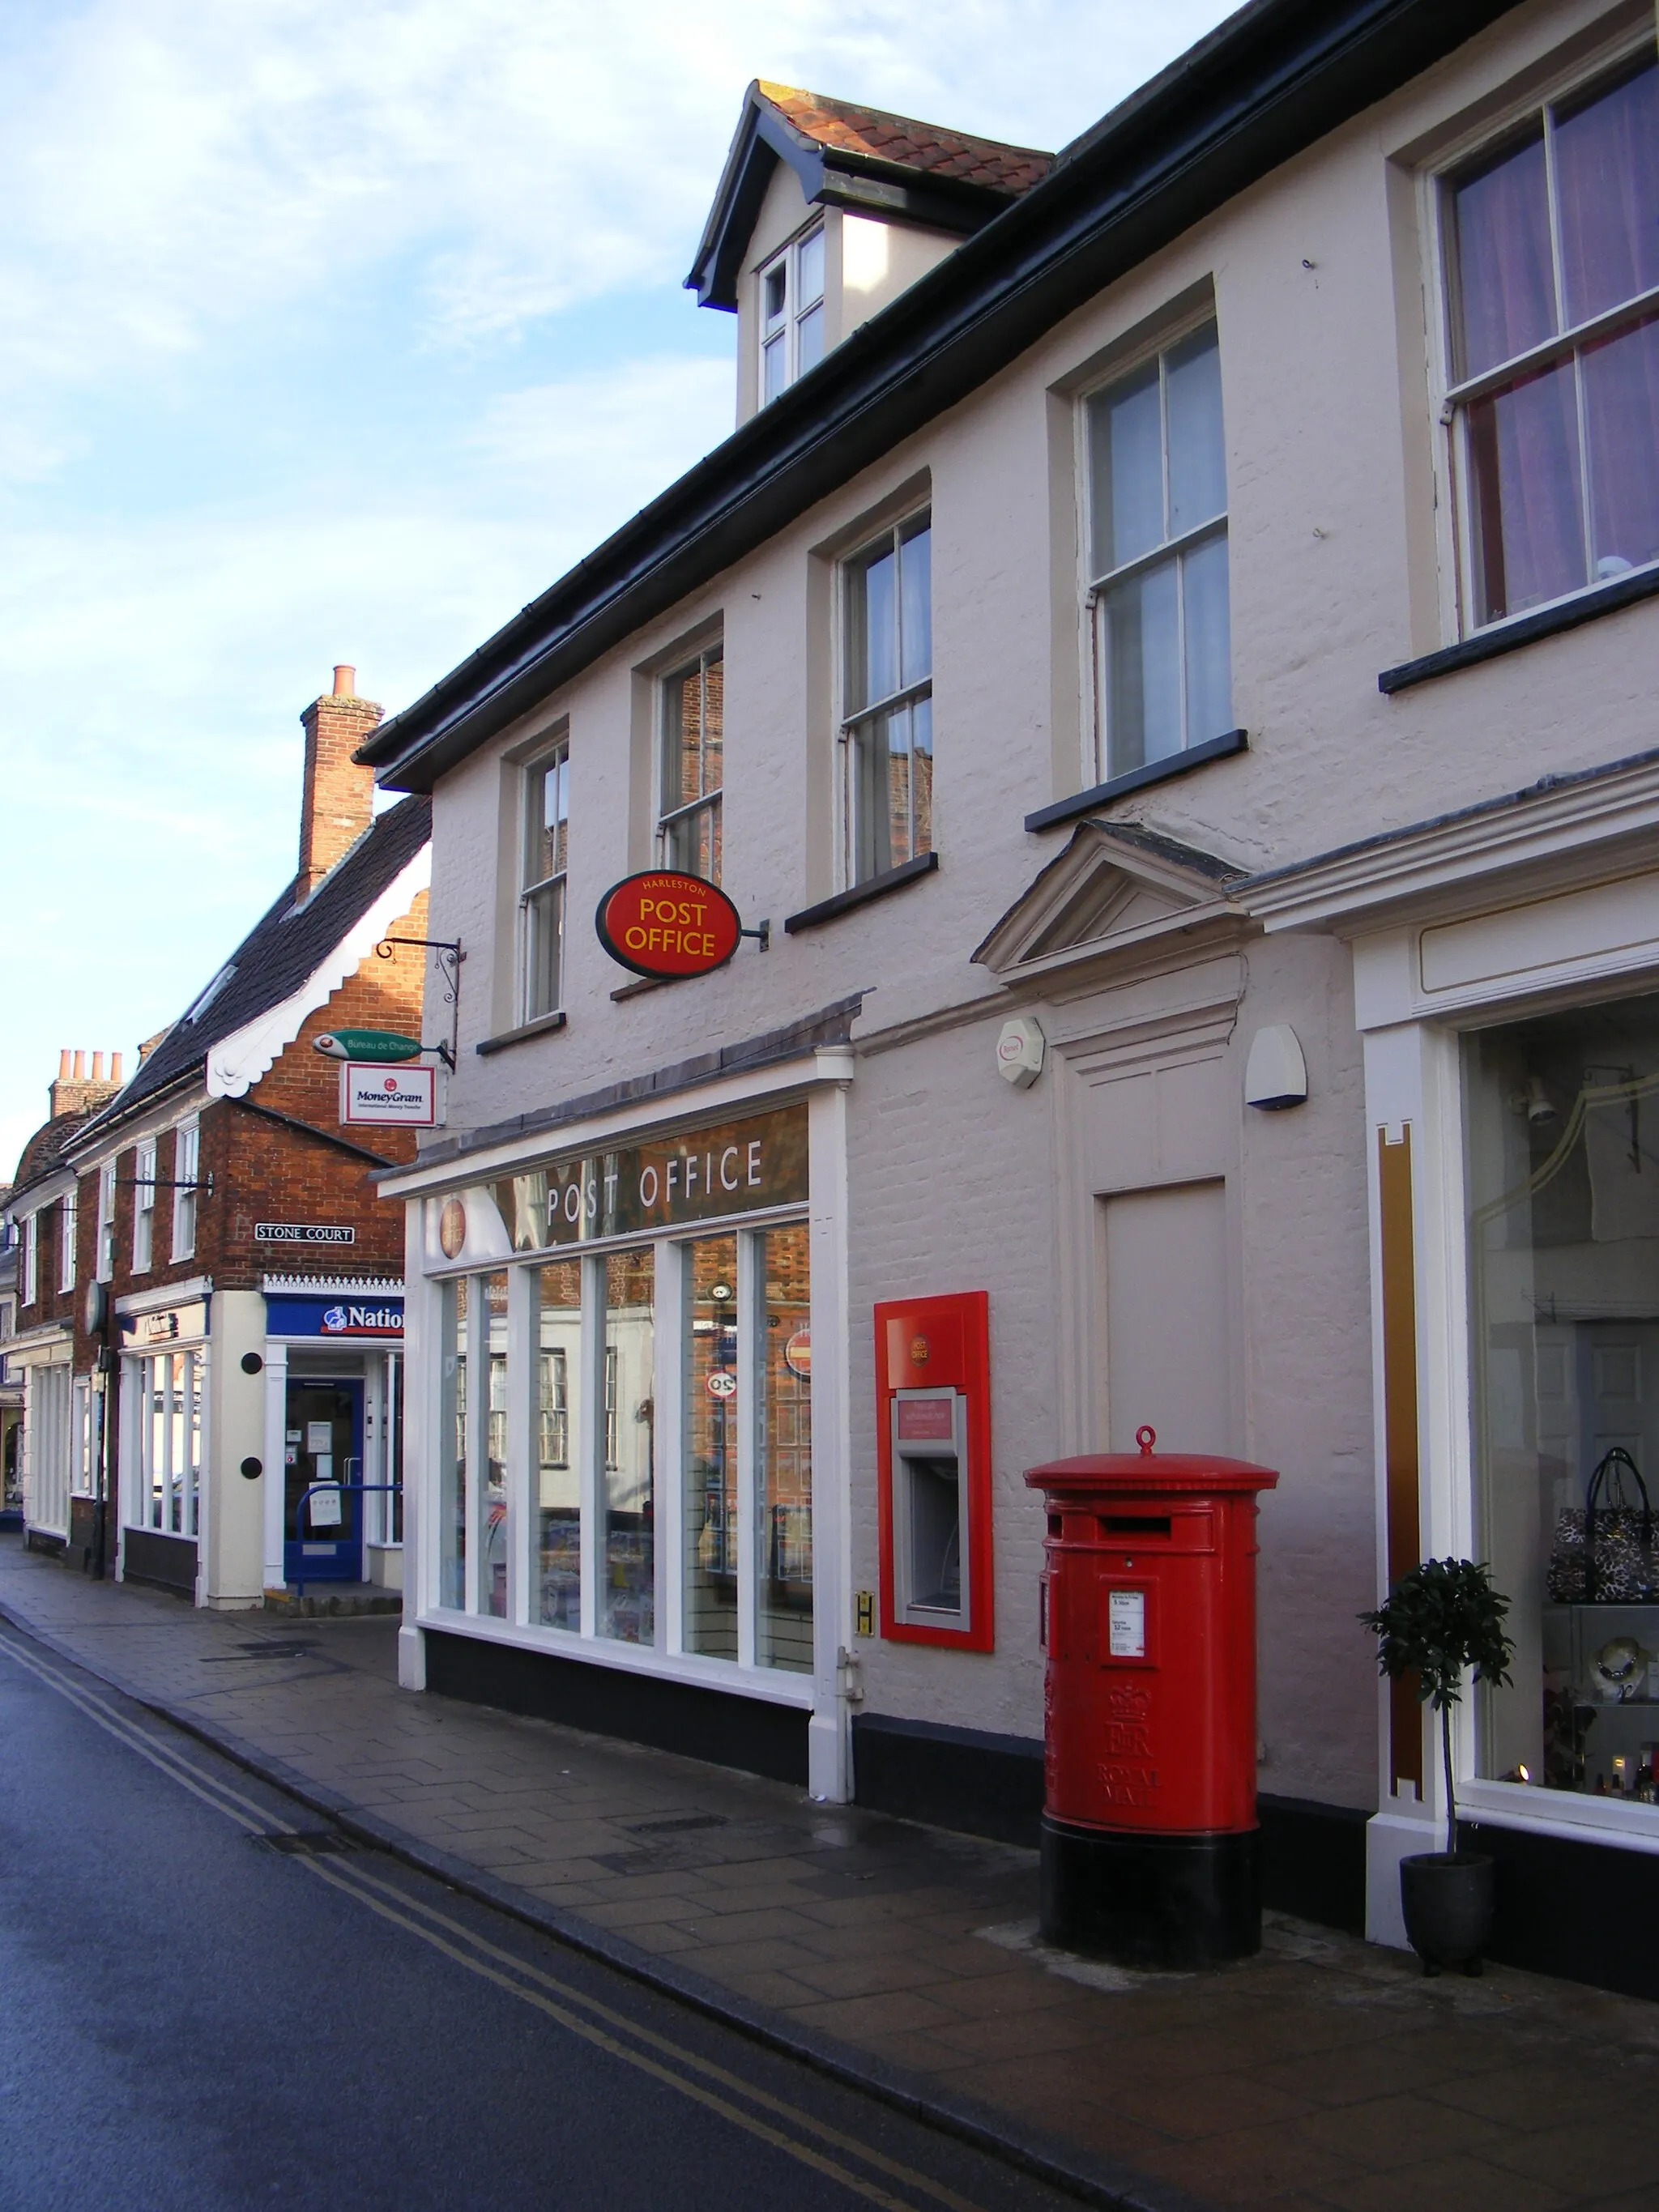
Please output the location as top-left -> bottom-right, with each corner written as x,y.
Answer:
0,0 -> 1240,1178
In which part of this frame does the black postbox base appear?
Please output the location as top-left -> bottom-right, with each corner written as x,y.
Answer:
1040,1815 -> 1261,1967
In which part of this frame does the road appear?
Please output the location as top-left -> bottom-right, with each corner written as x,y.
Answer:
0,1618 -> 1077,2212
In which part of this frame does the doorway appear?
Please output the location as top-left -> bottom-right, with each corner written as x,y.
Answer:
284,1378 -> 364,1585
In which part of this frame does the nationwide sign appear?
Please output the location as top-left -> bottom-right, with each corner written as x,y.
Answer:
340,1062 -> 437,1127
595,870 -> 742,981
267,1294 -> 404,1340
255,1221 -> 356,1245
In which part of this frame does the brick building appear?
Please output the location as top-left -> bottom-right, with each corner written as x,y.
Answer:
3,669 -> 432,1607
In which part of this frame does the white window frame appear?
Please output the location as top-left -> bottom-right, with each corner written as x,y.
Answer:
1081,312 -> 1232,786
96,1161 -> 116,1283
129,1345 -> 204,1538
657,645 -> 723,886
133,1140 -> 156,1273
757,224 -> 826,406
21,1213 -> 37,1307
28,1362 -> 72,1535
58,1187 -> 77,1295
172,1122 -> 199,1262
838,508 -> 934,890
1426,32 -> 1659,641
518,735 -> 569,1025
423,1207 -> 814,1687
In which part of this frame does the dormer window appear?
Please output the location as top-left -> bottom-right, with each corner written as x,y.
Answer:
760,227 -> 825,404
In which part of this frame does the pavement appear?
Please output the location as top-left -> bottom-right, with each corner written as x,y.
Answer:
3,1533 -> 1657,2212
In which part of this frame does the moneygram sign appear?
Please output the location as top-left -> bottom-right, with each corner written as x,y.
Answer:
339,1061 -> 437,1127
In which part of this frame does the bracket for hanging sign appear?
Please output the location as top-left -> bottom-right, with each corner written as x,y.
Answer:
372,936 -> 464,1068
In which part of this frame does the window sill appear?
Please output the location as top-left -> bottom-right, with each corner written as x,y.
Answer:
1024,729 -> 1248,833
783,851 -> 938,935
1379,563 -> 1659,694
611,974 -> 677,1003
475,1009 -> 567,1058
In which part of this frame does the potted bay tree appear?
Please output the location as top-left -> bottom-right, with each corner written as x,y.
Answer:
1362,1558 -> 1515,1975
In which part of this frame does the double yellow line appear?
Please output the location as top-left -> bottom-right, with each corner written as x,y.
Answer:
0,1627 -> 999,2212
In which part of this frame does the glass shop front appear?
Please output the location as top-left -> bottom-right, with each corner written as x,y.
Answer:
430,1104 -> 813,1680
1465,991 -> 1659,1817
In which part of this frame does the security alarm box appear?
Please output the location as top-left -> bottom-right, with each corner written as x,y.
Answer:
875,1292 -> 993,1651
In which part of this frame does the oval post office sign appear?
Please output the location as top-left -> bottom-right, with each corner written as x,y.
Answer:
595,870 -> 743,982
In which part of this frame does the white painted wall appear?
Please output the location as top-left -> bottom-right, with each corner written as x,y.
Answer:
414,0 -> 1656,1812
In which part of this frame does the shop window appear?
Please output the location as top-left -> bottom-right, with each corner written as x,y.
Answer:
131,1349 -> 202,1537
659,646 -> 723,884
757,1222 -> 812,1673
684,1234 -> 740,1660
1465,991 -> 1659,1813
133,1141 -> 156,1273
1085,320 -> 1230,778
519,736 -> 569,1023
439,1276 -> 468,1611
758,224 -> 825,405
481,1272 -> 509,1619
842,514 -> 932,885
537,1260 -> 582,1630
28,1363 -> 72,1535
602,1250 -> 655,1643
1443,48 -> 1659,628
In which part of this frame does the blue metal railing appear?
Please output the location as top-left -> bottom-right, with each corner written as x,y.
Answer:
292,1481 -> 401,1600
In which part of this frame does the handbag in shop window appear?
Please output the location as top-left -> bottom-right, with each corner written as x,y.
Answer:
1546,1446 -> 1659,1604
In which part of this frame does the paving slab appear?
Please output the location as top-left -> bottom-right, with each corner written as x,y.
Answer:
3,1534 -> 1659,2212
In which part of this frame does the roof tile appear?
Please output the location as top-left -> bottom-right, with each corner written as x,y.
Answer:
756,83 -> 1052,197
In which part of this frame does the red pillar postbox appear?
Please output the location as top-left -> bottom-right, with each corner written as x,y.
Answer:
1025,1428 -> 1277,1967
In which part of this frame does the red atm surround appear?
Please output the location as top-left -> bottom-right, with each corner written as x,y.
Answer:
874,1292 -> 993,1652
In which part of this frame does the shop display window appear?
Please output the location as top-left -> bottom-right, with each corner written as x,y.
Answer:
133,1349 -> 202,1538
684,1234 -> 739,1658
439,1276 -> 467,1611
482,1272 -> 509,1619
432,1195 -> 810,1677
1466,991 -> 1659,1811
537,1260 -> 582,1630
758,1223 -> 812,1673
603,1249 -> 655,1644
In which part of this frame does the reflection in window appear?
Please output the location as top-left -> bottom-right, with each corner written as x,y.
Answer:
520,739 -> 569,1021
1086,322 -> 1230,777
537,1260 -> 582,1630
659,649 -> 723,884
602,1250 -> 655,1643
1465,991 -> 1659,1811
482,1272 -> 509,1618
758,1223 -> 812,1673
1446,52 -> 1659,626
440,1277 -> 467,1610
843,514 -> 932,884
684,1235 -> 739,1659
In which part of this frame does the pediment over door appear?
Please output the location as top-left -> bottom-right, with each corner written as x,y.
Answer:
972,820 -> 1250,985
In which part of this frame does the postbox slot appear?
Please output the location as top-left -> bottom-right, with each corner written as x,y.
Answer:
1102,1515 -> 1171,1537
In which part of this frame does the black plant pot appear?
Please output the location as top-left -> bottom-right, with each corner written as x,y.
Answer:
1399,1852 -> 1494,1975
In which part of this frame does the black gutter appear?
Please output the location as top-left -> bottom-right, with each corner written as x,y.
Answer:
361,0 -> 1522,795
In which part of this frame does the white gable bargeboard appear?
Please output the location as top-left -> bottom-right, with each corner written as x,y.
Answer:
206,845 -> 432,1099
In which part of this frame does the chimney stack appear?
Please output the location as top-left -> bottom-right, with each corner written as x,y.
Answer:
296,663 -> 382,906
49,1049 -> 126,1121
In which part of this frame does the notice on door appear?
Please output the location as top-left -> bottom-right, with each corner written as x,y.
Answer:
1107,1588 -> 1146,1659
305,1422 -> 333,1454
309,1488 -> 343,1528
